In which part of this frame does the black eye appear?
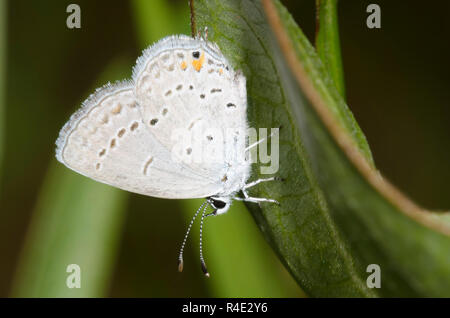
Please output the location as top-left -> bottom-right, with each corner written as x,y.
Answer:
210,198 -> 226,209
192,51 -> 200,59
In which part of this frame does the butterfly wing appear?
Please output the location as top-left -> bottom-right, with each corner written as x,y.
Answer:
55,81 -> 222,199
132,35 -> 250,185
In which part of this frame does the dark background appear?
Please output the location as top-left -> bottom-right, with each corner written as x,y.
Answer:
0,0 -> 448,297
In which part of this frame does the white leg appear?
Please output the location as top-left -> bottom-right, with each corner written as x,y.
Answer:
243,177 -> 277,190
239,177 -> 281,204
236,196 -> 279,205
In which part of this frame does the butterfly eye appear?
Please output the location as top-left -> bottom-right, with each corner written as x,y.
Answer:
210,198 -> 226,209
192,51 -> 200,59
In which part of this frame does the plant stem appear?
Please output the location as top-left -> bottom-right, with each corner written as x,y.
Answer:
315,0 -> 346,99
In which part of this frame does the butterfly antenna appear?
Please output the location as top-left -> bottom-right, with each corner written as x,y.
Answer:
245,128 -> 279,152
178,201 -> 207,272
199,207 -> 215,277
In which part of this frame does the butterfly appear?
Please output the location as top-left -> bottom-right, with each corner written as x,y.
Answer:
55,32 -> 279,276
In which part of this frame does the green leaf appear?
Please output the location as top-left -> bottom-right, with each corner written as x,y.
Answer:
11,60 -> 130,297
196,0 -> 450,297
11,164 -> 127,297
315,0 -> 346,98
266,0 -> 450,297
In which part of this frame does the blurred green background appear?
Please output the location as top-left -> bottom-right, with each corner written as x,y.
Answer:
0,0 -> 448,297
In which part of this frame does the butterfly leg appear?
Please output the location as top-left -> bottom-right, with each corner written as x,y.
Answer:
238,176 -> 282,204
236,194 -> 279,205
243,176 -> 278,190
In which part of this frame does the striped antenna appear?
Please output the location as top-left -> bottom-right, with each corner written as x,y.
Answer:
199,209 -> 216,277
178,201 -> 207,272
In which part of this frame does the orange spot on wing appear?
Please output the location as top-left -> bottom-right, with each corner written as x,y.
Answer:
180,61 -> 187,70
219,68 -> 223,75
192,52 -> 205,72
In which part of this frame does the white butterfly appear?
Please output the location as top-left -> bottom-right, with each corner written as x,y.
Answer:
55,33 -> 279,276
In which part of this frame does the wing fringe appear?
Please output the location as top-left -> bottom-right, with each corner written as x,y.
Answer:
55,80 -> 134,163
